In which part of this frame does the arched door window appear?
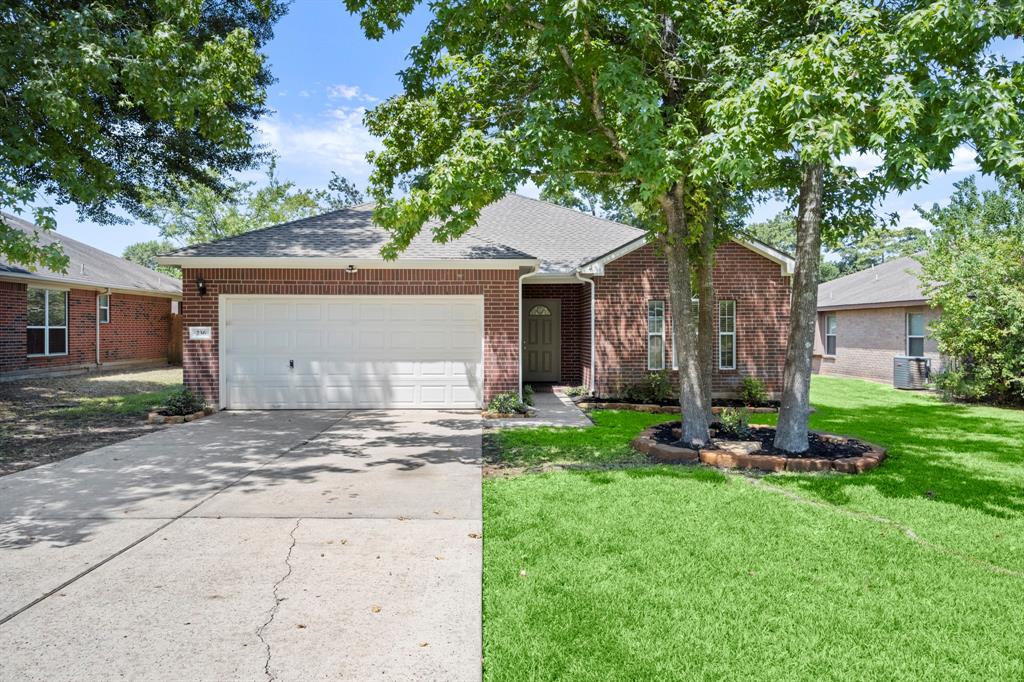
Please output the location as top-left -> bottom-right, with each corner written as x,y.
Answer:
529,304 -> 552,317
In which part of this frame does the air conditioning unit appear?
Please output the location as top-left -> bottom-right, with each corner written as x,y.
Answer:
894,356 -> 930,390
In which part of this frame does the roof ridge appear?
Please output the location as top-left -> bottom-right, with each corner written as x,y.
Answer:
506,193 -> 646,236
161,203 -> 377,257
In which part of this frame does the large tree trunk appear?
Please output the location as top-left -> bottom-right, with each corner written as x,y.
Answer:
774,161 -> 825,453
661,187 -> 710,447
696,207 -> 716,418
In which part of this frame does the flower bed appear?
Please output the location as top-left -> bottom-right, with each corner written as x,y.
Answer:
632,422 -> 885,474
147,405 -> 216,425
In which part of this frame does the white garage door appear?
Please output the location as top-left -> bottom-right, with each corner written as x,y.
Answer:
220,295 -> 484,409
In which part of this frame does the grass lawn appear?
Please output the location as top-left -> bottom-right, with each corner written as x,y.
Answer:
0,367 -> 183,475
483,376 -> 1024,680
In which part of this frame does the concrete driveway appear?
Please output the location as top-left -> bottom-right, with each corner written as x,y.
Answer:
0,410 -> 482,681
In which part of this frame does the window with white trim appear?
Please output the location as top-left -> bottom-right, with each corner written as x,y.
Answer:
647,301 -> 665,370
718,300 -> 736,370
825,314 -> 837,356
98,294 -> 110,324
906,312 -> 925,357
27,288 -> 68,356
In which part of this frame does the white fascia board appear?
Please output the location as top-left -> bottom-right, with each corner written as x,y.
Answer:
522,272 -> 592,284
733,237 -> 795,276
154,256 -> 538,270
0,273 -> 182,299
576,237 -> 647,276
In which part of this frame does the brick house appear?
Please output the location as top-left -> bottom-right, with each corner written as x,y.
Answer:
157,195 -> 794,409
814,256 -> 942,383
1,212 -> 182,380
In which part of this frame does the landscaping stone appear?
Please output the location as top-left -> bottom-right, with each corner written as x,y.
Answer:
632,423 -> 886,474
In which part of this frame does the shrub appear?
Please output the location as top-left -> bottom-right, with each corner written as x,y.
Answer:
933,368 -> 989,403
717,407 -> 751,439
624,371 -> 674,404
488,392 -> 528,414
739,376 -> 769,405
164,388 -> 206,416
522,384 -> 535,406
564,385 -> 589,397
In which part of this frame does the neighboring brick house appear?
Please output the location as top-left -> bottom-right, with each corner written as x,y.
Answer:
814,256 -> 942,383
157,195 -> 794,409
1,212 -> 182,380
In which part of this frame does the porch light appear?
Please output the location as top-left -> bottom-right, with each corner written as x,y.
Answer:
346,265 -> 358,274
195,275 -> 207,297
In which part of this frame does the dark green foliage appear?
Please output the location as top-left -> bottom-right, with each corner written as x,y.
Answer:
624,372 -> 674,405
564,385 -> 590,398
716,407 -> 751,438
918,177 -> 1024,405
122,240 -> 181,277
488,392 -> 527,415
739,376 -> 769,406
164,388 -> 206,416
0,0 -> 286,269
522,384 -> 535,407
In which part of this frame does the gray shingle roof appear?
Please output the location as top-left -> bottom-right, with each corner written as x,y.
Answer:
162,194 -> 646,273
0,212 -> 181,296
818,256 -> 927,309
164,202 -> 532,262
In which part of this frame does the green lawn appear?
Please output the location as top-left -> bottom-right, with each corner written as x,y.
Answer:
483,377 -> 1024,681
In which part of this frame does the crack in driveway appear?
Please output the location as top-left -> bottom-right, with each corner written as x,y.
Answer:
256,518 -> 302,682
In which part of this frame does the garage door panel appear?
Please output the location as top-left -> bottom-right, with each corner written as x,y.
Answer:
221,296 -> 485,409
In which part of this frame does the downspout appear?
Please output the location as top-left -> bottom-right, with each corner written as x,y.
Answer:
95,289 -> 110,367
517,266 -> 537,400
574,271 -> 596,394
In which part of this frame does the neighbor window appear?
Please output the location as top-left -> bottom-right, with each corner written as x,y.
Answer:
718,300 -> 736,370
98,294 -> 110,324
647,301 -> 665,370
27,288 -> 68,356
907,312 -> 925,357
825,314 -> 837,356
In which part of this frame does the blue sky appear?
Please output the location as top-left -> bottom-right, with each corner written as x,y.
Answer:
45,2 -> 1018,257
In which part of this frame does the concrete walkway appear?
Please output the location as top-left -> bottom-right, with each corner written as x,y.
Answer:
0,410 -> 482,681
488,391 -> 593,429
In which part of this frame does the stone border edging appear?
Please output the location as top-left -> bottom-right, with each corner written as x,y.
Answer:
631,423 -> 886,474
578,402 -> 778,414
147,406 -> 216,425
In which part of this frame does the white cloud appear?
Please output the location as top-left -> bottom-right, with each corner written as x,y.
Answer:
327,84 -> 379,103
255,106 -> 380,184
948,145 -> 979,173
839,151 -> 883,178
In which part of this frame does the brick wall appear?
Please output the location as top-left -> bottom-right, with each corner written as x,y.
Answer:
99,293 -> 173,363
522,282 -> 584,385
593,241 -> 791,398
0,281 -> 173,375
180,267 -> 520,406
813,305 -> 942,383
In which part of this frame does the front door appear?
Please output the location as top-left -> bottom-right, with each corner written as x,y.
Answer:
523,299 -> 561,382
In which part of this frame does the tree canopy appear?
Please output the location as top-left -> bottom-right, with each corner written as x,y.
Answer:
0,0 -> 285,271
129,163 -> 365,254
918,177 -> 1024,405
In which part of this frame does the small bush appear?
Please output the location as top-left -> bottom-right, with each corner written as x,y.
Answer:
934,368 -> 989,403
717,407 -> 751,439
739,376 -> 769,405
488,392 -> 528,414
624,371 -> 674,404
522,384 -> 535,406
164,388 -> 206,416
564,385 -> 589,397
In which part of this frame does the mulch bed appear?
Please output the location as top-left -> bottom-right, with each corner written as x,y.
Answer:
633,422 -> 886,474
649,422 -> 872,460
576,396 -> 779,409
